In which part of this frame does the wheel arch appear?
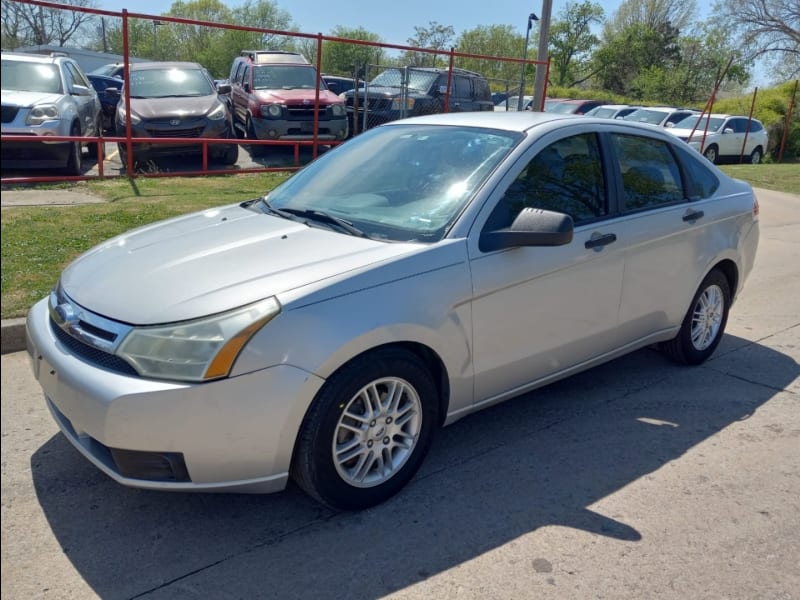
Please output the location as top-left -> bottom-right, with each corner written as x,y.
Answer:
711,258 -> 739,303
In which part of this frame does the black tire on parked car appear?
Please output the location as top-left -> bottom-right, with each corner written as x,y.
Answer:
246,116 -> 266,157
64,123 -> 83,175
749,147 -> 763,165
291,348 -> 439,511
86,117 -> 102,160
703,145 -> 718,164
661,269 -> 731,366
219,143 -> 238,165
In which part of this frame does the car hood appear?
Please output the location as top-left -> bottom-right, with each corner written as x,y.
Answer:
252,89 -> 341,105
0,90 -> 63,108
129,95 -> 222,119
61,203 -> 419,324
351,86 -> 427,99
667,127 -> 718,139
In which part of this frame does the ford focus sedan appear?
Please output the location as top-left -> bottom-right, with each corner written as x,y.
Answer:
26,112 -> 759,511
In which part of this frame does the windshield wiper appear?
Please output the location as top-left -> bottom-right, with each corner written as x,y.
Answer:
281,208 -> 368,238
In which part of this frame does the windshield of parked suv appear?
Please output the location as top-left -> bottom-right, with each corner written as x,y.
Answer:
623,108 -> 673,125
253,65 -> 318,90
262,124 -> 520,243
672,115 -> 726,132
368,69 -> 439,93
1,59 -> 62,93
129,67 -> 214,98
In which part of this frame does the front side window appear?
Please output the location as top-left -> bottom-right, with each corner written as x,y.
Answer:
488,133 -> 607,230
612,134 -> 684,211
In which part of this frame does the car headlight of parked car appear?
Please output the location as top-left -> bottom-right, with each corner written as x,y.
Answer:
27,104 -> 59,125
331,104 -> 345,117
261,104 -> 284,118
117,105 -> 141,125
117,297 -> 281,382
207,101 -> 228,121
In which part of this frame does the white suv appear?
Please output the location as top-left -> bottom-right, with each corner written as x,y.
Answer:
1,51 -> 102,174
667,113 -> 769,164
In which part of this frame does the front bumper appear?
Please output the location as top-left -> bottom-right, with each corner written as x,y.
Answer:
249,115 -> 348,140
118,118 -> 235,158
26,297 -> 325,494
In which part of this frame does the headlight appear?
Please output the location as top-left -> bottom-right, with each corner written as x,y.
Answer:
117,106 -> 141,125
27,104 -> 59,125
390,97 -> 415,111
117,297 -> 281,382
331,104 -> 346,117
208,101 -> 227,121
261,104 -> 284,118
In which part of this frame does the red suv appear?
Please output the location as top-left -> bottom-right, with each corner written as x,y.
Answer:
228,50 -> 348,155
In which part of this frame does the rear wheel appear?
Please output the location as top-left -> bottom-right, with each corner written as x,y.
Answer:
749,147 -> 763,165
662,269 -> 730,365
703,145 -> 718,164
291,348 -> 438,510
64,124 -> 83,175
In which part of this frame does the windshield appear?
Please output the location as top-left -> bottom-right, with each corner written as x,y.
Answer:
253,65 -> 319,90
1,60 -> 62,93
263,124 -> 520,243
129,67 -> 214,98
672,115 -> 726,132
369,69 -> 439,93
548,102 -> 580,114
623,109 -> 672,125
90,64 -> 121,77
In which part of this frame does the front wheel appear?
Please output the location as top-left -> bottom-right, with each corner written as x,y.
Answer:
64,124 -> 82,175
291,348 -> 439,510
749,147 -> 763,165
661,269 -> 731,365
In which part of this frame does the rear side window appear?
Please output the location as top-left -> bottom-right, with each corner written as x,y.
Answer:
612,134 -> 684,211
672,143 -> 720,200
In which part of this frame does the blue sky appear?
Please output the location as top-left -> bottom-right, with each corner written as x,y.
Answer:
97,0 -> 648,44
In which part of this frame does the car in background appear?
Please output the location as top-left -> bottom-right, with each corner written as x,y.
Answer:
623,106 -> 698,128
494,95 -> 534,111
545,99 -> 607,115
228,50 -> 348,155
583,104 -> 639,119
26,111 -> 759,511
667,113 -> 769,164
321,74 -> 356,95
1,51 -> 102,174
90,63 -> 124,79
341,66 -> 494,132
87,73 -> 123,132
543,97 -> 568,111
110,61 -> 238,166
491,91 -> 510,105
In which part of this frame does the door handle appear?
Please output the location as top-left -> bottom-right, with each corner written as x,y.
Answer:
584,233 -> 617,249
683,209 -> 705,222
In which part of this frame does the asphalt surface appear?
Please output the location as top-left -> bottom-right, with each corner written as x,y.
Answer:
1,187 -> 799,600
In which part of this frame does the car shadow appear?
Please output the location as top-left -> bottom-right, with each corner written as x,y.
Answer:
30,335 -> 797,599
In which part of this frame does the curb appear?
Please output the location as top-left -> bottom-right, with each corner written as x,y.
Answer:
1,318 -> 27,355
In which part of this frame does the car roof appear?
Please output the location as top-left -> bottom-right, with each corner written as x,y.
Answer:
2,51 -> 64,64
129,61 -> 205,70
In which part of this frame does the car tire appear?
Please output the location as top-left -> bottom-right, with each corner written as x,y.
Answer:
291,348 -> 439,511
749,147 -> 763,165
86,118 -> 102,159
246,116 -> 265,157
220,143 -> 238,165
703,145 -> 718,164
662,269 -> 731,365
64,124 -> 83,175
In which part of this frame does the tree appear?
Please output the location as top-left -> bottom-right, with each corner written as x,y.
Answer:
1,0 -> 99,47
400,21 -> 455,67
455,24 -> 526,91
604,0 -> 697,37
712,0 -> 800,81
321,26 -> 385,77
548,1 -> 605,87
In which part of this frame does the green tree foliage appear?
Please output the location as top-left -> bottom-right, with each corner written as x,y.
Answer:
712,0 -> 800,81
400,21 -> 455,68
455,24 -> 526,91
548,1 -> 604,87
321,26 -> 385,77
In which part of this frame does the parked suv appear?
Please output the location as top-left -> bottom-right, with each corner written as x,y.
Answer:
228,50 -> 348,155
1,51 -> 102,174
341,67 -> 494,132
667,113 -> 769,164
110,61 -> 237,166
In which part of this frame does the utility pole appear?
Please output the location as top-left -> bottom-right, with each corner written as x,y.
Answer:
532,0 -> 553,111
517,13 -> 538,111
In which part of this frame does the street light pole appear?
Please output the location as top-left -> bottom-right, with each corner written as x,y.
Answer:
153,20 -> 162,59
517,13 -> 538,111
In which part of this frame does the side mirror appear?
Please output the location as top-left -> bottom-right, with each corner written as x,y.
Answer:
244,82 -> 251,93
723,127 -> 734,134
480,208 -> 574,252
217,83 -> 232,94
71,84 -> 91,97
105,87 -> 120,97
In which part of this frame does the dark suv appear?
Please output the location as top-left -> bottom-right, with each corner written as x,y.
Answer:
342,67 -> 493,132
228,50 -> 348,154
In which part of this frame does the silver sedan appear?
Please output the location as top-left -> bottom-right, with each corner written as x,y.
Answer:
26,111 -> 760,510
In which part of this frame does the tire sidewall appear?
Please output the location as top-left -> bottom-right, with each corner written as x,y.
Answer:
296,350 -> 438,510
677,270 -> 731,364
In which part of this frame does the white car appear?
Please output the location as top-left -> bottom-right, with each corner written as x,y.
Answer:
623,106 -> 698,128
26,112 -> 760,510
667,113 -> 769,164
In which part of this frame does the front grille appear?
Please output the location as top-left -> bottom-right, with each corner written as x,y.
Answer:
50,317 -> 138,376
1,105 -> 20,123
286,106 -> 334,120
145,127 -> 204,138
345,97 -> 391,111
111,448 -> 191,482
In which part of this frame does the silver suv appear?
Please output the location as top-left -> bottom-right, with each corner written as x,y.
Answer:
1,51 -> 102,174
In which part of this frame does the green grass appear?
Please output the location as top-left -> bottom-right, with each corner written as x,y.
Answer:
1,164 -> 796,320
